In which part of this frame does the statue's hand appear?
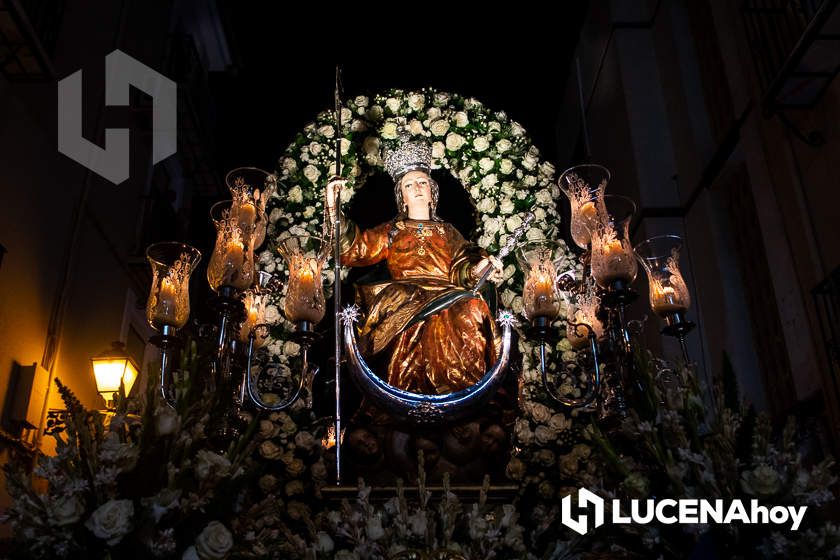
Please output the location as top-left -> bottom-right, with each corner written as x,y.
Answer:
472,256 -> 505,286
325,176 -> 347,215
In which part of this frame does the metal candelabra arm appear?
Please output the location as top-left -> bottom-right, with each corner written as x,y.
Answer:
153,325 -> 180,409
243,324 -> 319,412
535,320 -> 602,409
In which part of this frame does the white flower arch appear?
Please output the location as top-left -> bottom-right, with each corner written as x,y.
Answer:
256,89 -> 583,467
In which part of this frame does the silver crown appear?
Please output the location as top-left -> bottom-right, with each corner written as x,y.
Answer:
383,138 -> 432,181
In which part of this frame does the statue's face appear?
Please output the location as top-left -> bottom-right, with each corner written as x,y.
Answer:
399,170 -> 432,219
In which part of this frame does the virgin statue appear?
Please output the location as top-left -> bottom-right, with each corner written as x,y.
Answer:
325,139 -> 504,395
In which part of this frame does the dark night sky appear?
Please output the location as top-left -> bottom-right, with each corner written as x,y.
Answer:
209,4 -> 589,175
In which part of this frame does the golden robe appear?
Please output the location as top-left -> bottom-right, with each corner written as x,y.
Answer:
340,219 -> 497,394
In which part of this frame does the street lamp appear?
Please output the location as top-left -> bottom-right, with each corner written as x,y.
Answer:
91,341 -> 139,409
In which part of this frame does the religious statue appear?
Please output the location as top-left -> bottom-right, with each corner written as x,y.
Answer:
325,139 -> 504,395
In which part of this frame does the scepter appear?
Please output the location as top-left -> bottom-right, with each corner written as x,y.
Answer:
332,66 -> 343,486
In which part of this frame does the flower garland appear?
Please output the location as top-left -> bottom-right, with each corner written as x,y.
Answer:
257,88 -> 587,484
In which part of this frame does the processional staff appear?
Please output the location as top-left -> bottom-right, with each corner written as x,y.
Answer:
331,66 -> 343,486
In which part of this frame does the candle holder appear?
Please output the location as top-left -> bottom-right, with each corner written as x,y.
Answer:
208,201 -> 256,293
275,234 -> 329,346
591,195 -> 638,292
558,164 -> 609,250
516,241 -> 602,409
225,167 -> 275,250
145,242 -> 202,407
635,234 -> 695,363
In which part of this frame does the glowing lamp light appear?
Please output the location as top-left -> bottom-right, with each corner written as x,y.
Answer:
91,342 -> 139,406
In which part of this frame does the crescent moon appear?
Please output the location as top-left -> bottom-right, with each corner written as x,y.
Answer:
341,307 -> 516,424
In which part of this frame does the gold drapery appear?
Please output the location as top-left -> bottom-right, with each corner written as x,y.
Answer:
341,219 -> 497,394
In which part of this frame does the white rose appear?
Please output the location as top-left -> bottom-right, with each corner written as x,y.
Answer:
196,450 -> 231,479
535,448 -> 556,467
340,138 -> 350,155
280,157 -> 297,173
430,119 -> 450,136
311,459 -> 328,480
445,133 -> 466,151
549,413 -> 571,431
497,139 -> 513,153
539,161 -> 556,178
385,97 -> 401,113
426,107 -> 441,120
477,234 -> 492,249
499,159 -> 514,175
155,404 -> 180,436
535,425 -> 555,445
535,189 -> 552,205
534,207 -> 546,220
432,141 -> 445,159
314,532 -> 335,554
407,93 -> 424,111
434,92 -> 450,106
285,480 -> 304,496
302,163 -> 322,186
294,430 -> 316,451
408,119 -> 424,136
499,198 -> 515,215
528,402 -> 552,423
258,474 -> 278,493
86,499 -> 133,545
259,440 -> 283,460
381,122 -> 398,139
488,121 -> 501,133
523,153 -> 538,170
268,208 -> 283,224
476,198 -> 496,213
288,185 -> 304,203
340,107 -> 352,123
318,125 -> 335,138
459,168 -> 472,183
283,340 -> 301,356
473,136 -> 490,152
302,206 -> 315,219
354,95 -> 369,108
258,419 -> 280,439
481,174 -> 498,189
51,495 -> 85,526
511,122 -> 525,136
505,215 -> 523,233
285,458 -> 306,478
453,111 -> 469,127
264,304 -> 279,324
523,175 -> 537,187
195,521 -> 233,560
526,227 -> 545,241
350,119 -> 367,132
484,217 -> 501,234
469,185 -> 480,199
309,142 -> 322,156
